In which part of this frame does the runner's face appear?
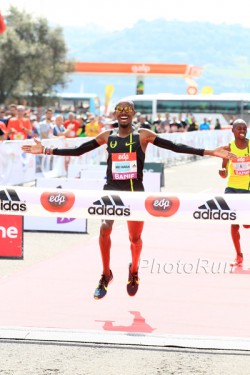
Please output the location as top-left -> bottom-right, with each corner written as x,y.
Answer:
115,102 -> 135,127
233,124 -> 247,140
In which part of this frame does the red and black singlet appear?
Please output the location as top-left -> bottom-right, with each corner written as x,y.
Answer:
104,127 -> 145,192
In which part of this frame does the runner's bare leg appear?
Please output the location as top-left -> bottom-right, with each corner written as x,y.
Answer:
127,220 -> 144,273
99,220 -> 114,276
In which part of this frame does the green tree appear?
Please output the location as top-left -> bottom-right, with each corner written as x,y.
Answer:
0,6 -> 74,106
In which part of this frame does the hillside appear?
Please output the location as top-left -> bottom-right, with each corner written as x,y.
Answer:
61,20 -> 250,103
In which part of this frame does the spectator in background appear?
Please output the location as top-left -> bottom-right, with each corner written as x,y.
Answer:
97,115 -> 106,132
145,115 -> 152,125
152,113 -> 162,133
76,116 -> 86,137
169,116 -> 179,133
229,116 -> 236,126
53,115 -> 73,137
133,112 -> 141,127
84,112 -> 92,123
0,108 -> 8,140
29,115 -> 40,138
0,107 -> 6,124
187,116 -> 199,132
199,117 -> 210,131
207,117 -> 213,128
139,115 -> 151,129
0,106 -> 17,139
39,108 -> 54,139
0,120 -> 7,140
185,113 -> 192,126
5,104 -> 17,126
85,115 -> 100,137
214,118 -> 222,130
7,105 -> 32,140
64,112 -> 80,138
161,112 -> 171,133
178,114 -> 187,132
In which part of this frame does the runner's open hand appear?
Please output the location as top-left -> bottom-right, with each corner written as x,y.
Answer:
211,146 -> 236,159
21,138 -> 44,154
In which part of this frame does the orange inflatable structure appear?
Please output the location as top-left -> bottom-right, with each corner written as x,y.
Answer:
74,62 -> 203,78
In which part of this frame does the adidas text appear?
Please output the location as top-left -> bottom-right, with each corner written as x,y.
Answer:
0,188 -> 27,212
0,201 -> 26,212
193,210 -> 236,220
88,205 -> 130,216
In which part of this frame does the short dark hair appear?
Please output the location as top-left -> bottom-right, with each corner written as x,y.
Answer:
233,119 -> 247,129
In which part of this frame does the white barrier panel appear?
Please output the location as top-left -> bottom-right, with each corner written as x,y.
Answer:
34,174 -> 161,193
24,178 -> 87,233
0,141 -> 36,185
0,130 -> 233,186
68,166 -> 161,192
0,185 -> 249,224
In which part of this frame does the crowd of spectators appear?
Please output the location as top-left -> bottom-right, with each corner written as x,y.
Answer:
133,112 -> 227,133
0,104 -> 110,141
0,104 -> 234,142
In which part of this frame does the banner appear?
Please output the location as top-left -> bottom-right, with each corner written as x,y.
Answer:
24,178 -> 87,233
0,215 -> 23,259
104,84 -> 115,115
0,185 -> 249,224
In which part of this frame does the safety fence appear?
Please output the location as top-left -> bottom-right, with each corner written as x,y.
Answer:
0,130 -> 233,186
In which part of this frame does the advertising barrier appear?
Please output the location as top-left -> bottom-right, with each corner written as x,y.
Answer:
24,178 -> 88,233
0,185 -> 249,224
0,215 -> 23,259
0,130 -> 233,186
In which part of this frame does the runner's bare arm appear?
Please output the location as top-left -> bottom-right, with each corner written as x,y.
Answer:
219,145 -> 230,178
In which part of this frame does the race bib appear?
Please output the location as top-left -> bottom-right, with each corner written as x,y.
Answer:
112,152 -> 137,180
232,156 -> 250,175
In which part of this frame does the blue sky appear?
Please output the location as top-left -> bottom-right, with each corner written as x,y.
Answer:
2,0 -> 250,31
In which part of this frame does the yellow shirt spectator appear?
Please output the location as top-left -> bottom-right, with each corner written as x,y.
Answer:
85,116 -> 100,137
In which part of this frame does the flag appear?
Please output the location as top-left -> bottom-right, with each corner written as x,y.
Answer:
0,12 -> 6,34
104,84 -> 115,115
185,78 -> 198,95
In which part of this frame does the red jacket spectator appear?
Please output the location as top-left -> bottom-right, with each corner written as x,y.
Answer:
64,112 -> 80,137
7,105 -> 32,140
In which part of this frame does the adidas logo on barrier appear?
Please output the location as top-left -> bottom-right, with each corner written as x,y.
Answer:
0,188 -> 27,212
193,196 -> 236,221
88,195 -> 131,217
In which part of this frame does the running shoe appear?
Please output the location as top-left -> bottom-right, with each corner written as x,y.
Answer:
94,270 -> 113,300
230,253 -> 243,267
127,263 -> 139,297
